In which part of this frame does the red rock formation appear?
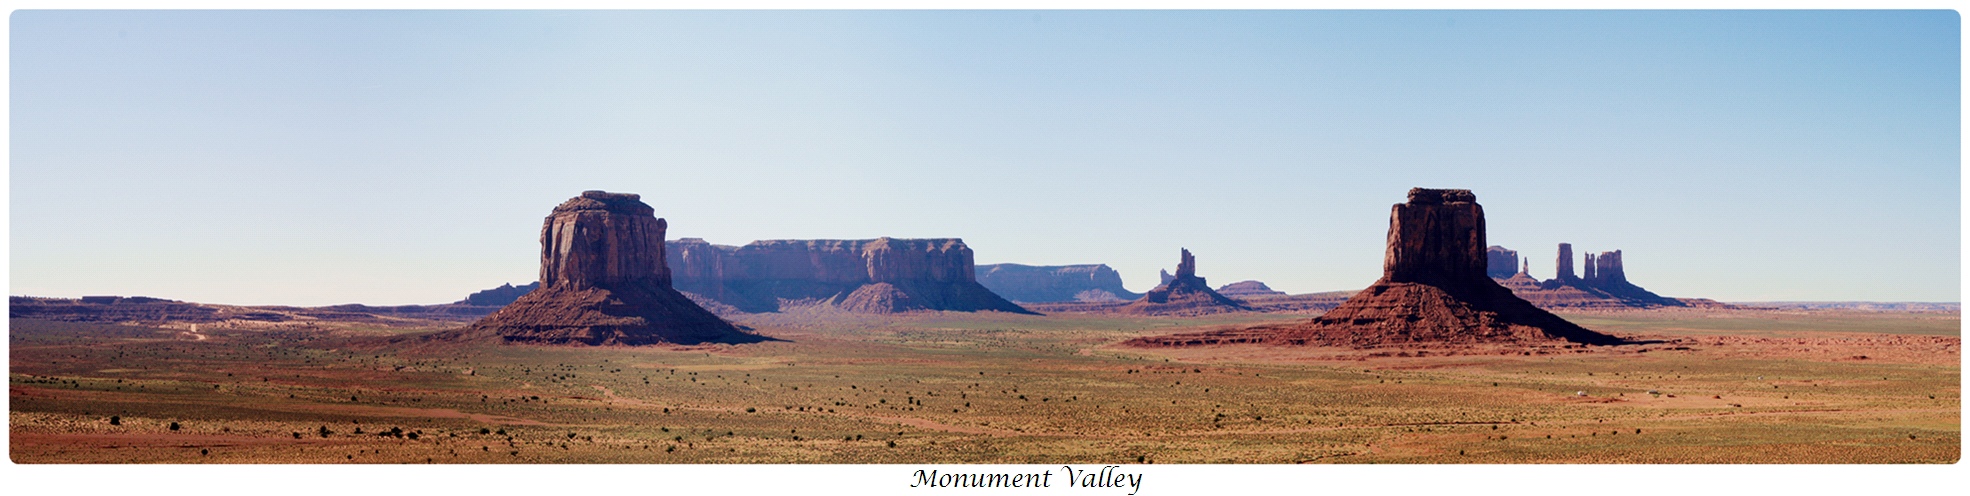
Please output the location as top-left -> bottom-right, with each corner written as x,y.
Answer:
444,191 -> 766,345
1130,188 -> 1622,347
1117,249 -> 1253,316
1485,246 -> 1519,279
665,237 -> 1033,314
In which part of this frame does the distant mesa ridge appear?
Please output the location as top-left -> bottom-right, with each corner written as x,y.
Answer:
439,190 -> 767,346
1130,188 -> 1624,347
974,263 -> 1142,303
666,237 -> 1035,315
458,282 -> 539,307
1216,280 -> 1286,297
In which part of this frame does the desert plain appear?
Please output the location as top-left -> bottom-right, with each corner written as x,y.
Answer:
9,305 -> 1958,464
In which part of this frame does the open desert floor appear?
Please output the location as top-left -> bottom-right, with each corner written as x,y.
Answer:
9,307 -> 1958,463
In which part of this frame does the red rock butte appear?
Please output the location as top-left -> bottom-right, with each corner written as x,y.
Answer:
1130,188 -> 1624,347
441,191 -> 768,345
1115,249 -> 1253,316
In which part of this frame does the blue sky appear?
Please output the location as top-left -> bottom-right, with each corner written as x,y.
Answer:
8,10 -> 1960,305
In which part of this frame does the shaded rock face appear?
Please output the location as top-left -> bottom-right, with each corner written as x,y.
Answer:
1485,246 -> 1519,279
665,237 -> 1034,314
1117,249 -> 1251,316
974,264 -> 1142,303
1216,280 -> 1286,297
1131,188 -> 1621,347
448,191 -> 765,346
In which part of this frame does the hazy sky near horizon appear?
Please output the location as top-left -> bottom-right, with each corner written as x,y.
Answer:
9,10 -> 1961,306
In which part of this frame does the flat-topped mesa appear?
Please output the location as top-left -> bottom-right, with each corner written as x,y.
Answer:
974,264 -> 1142,303
1216,280 -> 1287,297
443,191 -> 766,346
664,237 -> 1033,314
1116,249 -> 1251,316
1129,188 -> 1622,348
1486,246 -> 1520,279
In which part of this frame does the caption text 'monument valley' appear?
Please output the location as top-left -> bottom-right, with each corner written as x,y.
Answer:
911,466 -> 1143,495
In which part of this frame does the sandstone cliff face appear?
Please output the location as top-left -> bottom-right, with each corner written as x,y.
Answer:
665,237 -> 1033,314
1486,246 -> 1519,279
1131,188 -> 1621,348
447,191 -> 765,346
1117,249 -> 1251,316
974,264 -> 1142,303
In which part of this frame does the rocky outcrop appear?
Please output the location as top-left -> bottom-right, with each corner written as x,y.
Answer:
458,282 -> 539,307
1485,246 -> 1519,279
665,237 -> 1034,314
1216,280 -> 1286,297
444,191 -> 766,346
1130,188 -> 1622,347
974,264 -> 1142,303
1116,249 -> 1252,316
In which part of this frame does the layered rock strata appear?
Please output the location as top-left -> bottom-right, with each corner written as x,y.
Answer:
666,237 -> 1034,314
974,263 -> 1142,303
1116,249 -> 1252,316
1131,188 -> 1622,347
446,191 -> 765,345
